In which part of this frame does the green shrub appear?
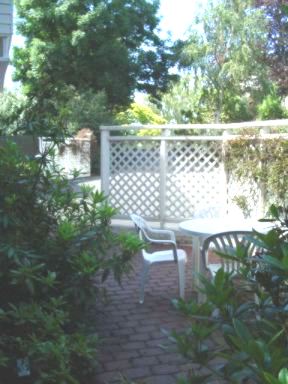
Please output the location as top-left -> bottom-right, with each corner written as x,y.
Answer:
225,135 -> 288,213
257,93 -> 287,120
173,206 -> 288,383
0,92 -> 26,135
115,102 -> 166,136
0,142 -> 141,383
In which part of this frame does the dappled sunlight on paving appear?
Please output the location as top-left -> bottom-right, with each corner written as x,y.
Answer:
94,245 -> 197,384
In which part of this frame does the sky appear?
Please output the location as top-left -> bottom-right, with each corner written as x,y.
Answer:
4,0 -> 202,90
158,0 -> 201,39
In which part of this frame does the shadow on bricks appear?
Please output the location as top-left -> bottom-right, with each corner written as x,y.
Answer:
94,245 -> 197,384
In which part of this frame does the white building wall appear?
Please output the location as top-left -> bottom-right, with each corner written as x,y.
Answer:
0,0 -> 13,91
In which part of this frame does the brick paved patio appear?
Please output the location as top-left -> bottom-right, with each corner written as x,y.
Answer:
94,243 -> 195,384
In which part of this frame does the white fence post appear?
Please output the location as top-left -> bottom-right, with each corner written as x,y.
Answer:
159,129 -> 169,227
100,127 -> 110,197
222,130 -> 229,215
259,126 -> 270,215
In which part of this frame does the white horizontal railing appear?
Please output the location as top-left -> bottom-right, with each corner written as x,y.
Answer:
101,119 -> 288,131
100,120 -> 288,224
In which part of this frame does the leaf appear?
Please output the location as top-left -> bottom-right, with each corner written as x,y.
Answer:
262,255 -> 286,270
269,205 -> 281,220
279,368 -> 288,384
263,372 -> 281,384
233,319 -> 251,342
230,367 -> 254,382
268,329 -> 285,346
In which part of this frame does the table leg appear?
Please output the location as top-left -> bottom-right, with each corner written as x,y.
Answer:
192,235 -> 205,302
192,235 -> 200,290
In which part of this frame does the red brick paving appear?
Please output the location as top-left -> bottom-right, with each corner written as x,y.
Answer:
94,244 -> 195,384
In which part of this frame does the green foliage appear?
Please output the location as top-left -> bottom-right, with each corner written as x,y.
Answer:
233,195 -> 253,219
225,135 -> 288,212
116,102 -> 166,126
173,211 -> 288,383
0,92 -> 26,135
64,89 -> 112,136
160,74 -> 214,124
0,88 -> 112,138
0,142 -> 141,383
257,93 -> 287,120
115,102 -> 165,135
256,1 -> 288,95
222,94 -> 256,122
13,0 -> 174,137
174,0 -> 270,123
162,0 -> 288,123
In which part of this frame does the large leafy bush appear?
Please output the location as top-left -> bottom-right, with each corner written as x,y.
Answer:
0,142 -> 141,383
173,207 -> 288,383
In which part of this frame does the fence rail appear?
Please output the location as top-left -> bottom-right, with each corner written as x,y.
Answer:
100,120 -> 288,225
101,119 -> 288,131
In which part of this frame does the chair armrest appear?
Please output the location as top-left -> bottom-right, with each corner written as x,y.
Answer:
146,238 -> 176,246
147,228 -> 176,243
143,233 -> 178,262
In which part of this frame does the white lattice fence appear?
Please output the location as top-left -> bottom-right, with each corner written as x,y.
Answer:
109,140 -> 161,218
100,121 -> 288,224
165,140 -> 226,220
101,132 -> 230,222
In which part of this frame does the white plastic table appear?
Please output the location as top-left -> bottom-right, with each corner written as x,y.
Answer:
179,217 -> 271,291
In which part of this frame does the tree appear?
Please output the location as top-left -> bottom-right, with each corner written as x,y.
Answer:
14,0 -> 172,107
160,74 -> 213,123
64,88 -> 112,135
174,0 -> 270,122
12,0 -> 176,136
256,0 -> 288,95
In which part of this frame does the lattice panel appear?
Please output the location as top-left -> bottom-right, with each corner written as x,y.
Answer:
109,141 -> 161,217
165,141 -> 226,219
103,131 -> 272,223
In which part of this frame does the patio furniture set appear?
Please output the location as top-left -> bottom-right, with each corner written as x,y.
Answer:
95,214 -> 271,383
131,214 -> 270,302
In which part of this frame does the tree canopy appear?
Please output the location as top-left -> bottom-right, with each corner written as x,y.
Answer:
256,0 -> 288,95
13,0 -> 174,125
8,0 -> 288,132
172,0 -> 270,122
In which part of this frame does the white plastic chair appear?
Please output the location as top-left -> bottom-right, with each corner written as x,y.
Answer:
201,231 -> 257,277
130,214 -> 187,304
200,231 -> 264,310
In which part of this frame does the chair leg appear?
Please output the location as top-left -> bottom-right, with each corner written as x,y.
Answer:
178,259 -> 185,299
139,260 -> 150,304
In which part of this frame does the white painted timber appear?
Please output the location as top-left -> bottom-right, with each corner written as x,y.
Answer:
0,0 -> 13,90
101,129 -> 111,196
100,119 -> 288,131
100,122 -> 288,225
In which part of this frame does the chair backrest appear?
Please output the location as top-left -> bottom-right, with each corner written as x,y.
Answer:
131,214 -> 179,262
130,214 -> 156,260
201,231 -> 257,274
130,214 -> 152,244
130,214 -> 149,232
